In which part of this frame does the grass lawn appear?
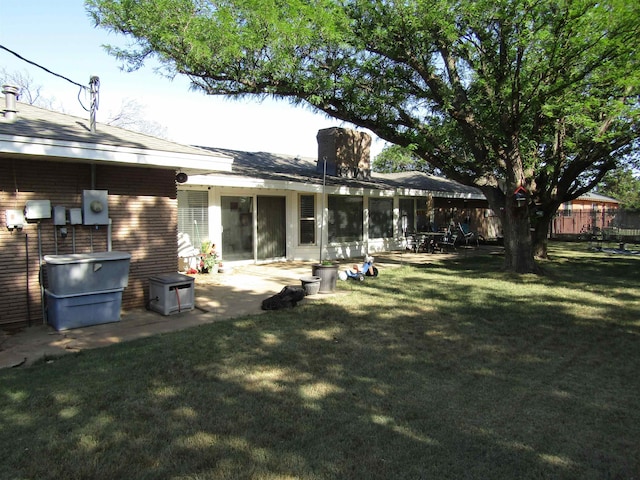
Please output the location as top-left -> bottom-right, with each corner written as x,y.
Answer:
1,242 -> 639,479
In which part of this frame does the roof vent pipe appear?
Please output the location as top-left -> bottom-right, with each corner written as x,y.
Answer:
2,84 -> 19,122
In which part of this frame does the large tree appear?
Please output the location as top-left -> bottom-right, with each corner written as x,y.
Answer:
87,0 -> 640,273
598,167 -> 640,211
372,144 -> 439,175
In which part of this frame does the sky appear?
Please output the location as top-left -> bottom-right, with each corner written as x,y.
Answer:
0,0 -> 384,158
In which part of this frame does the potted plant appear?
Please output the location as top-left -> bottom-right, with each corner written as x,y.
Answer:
311,260 -> 339,293
199,240 -> 219,274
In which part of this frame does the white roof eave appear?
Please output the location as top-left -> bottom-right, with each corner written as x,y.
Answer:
186,173 -> 324,192
185,174 -> 485,199
0,134 -> 234,172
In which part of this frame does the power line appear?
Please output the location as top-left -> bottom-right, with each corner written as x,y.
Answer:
0,44 -> 98,114
0,44 -> 87,91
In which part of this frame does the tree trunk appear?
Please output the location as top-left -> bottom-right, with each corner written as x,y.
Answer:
532,213 -> 553,259
483,186 -> 539,274
502,204 -> 539,273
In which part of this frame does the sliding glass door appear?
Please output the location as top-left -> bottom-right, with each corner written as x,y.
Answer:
221,196 -> 253,261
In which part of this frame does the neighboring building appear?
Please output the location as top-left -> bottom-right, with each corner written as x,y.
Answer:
0,87 -> 231,330
552,192 -> 620,238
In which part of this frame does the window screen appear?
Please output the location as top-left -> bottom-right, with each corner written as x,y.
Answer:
328,195 -> 363,242
178,190 -> 209,247
369,198 -> 393,238
299,194 -> 316,245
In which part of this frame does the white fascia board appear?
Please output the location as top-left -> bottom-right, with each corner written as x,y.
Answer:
394,187 -> 485,200
328,185 -> 395,197
187,174 -> 324,192
187,174 -> 485,199
0,134 -> 233,172
187,174 -> 398,197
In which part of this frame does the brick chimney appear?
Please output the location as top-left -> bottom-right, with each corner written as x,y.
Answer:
316,127 -> 371,180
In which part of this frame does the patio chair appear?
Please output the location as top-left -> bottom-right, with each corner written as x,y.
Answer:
415,234 -> 432,253
457,223 -> 479,248
438,227 -> 458,252
405,234 -> 432,253
178,232 -> 200,272
405,234 -> 419,253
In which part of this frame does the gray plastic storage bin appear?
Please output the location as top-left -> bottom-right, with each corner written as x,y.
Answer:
44,251 -> 131,295
46,288 -> 123,331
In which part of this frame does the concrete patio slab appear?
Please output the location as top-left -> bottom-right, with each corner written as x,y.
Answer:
1,247 -> 499,369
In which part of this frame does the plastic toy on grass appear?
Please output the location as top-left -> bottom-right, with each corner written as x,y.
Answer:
339,255 -> 379,281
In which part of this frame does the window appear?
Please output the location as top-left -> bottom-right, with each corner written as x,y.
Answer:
328,195 -> 363,242
178,190 -> 208,246
562,202 -> 572,217
299,194 -> 316,245
369,198 -> 393,238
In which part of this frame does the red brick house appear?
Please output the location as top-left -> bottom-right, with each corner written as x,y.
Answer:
0,87 -> 231,330
551,192 -> 620,239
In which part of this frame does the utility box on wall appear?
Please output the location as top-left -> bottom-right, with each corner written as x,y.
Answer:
69,208 -> 83,225
53,205 -> 66,226
5,209 -> 24,229
24,200 -> 52,220
82,190 -> 109,225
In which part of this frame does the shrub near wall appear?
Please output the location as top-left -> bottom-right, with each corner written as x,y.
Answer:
0,159 -> 177,330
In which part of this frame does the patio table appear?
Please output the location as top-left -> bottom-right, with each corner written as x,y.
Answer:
416,232 -> 447,253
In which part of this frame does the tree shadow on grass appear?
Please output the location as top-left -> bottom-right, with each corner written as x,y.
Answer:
2,292 -> 639,479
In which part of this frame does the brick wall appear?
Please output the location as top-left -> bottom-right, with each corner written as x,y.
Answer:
0,158 -> 177,330
316,127 -> 372,180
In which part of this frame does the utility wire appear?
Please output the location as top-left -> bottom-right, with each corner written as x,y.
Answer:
0,44 -> 87,90
0,44 -> 96,112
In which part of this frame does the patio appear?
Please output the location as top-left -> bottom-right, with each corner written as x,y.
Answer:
0,247 -> 497,369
